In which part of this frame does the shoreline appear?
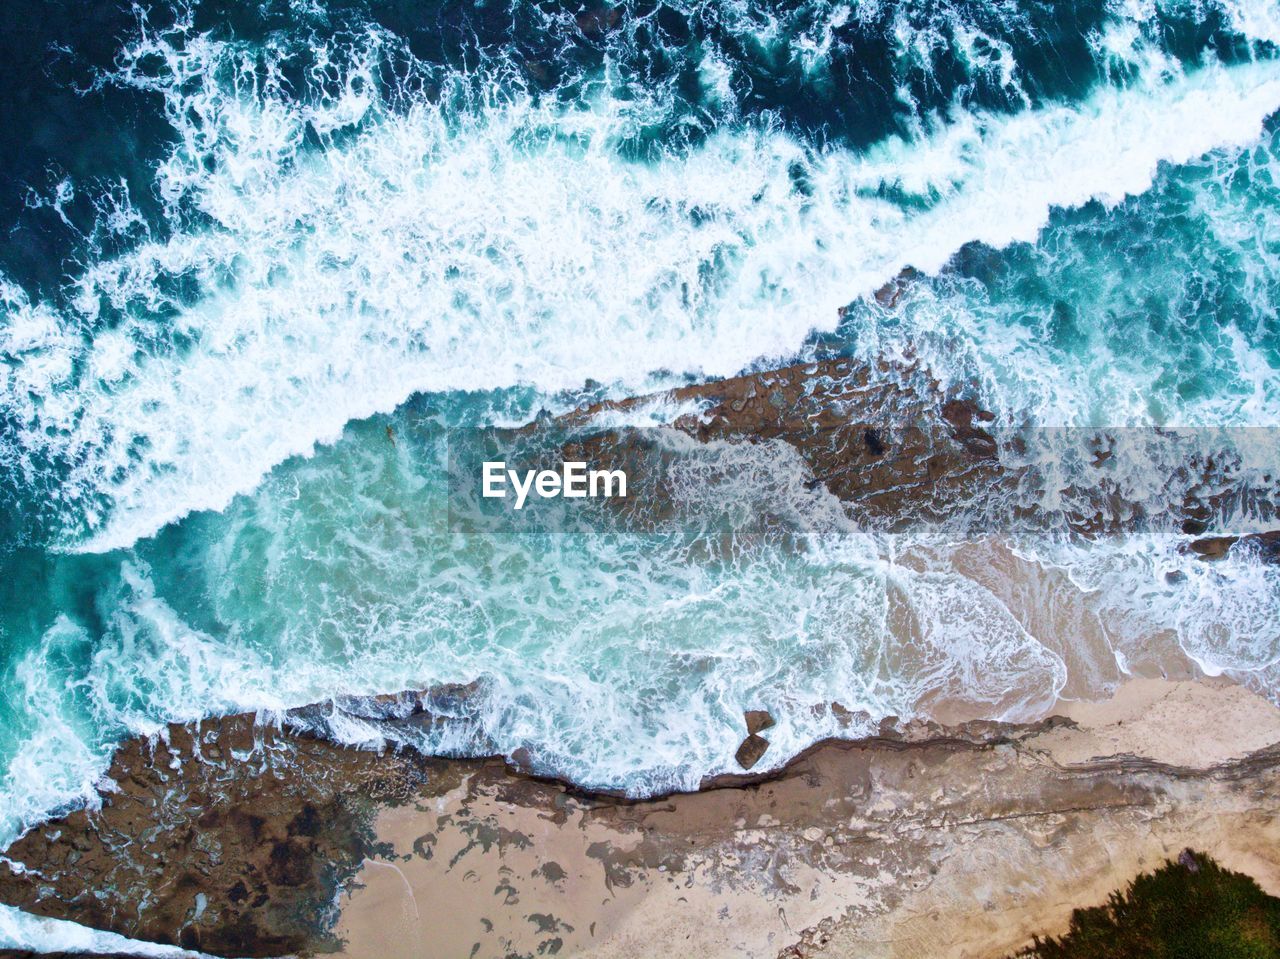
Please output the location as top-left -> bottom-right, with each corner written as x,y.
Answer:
1,676 -> 1279,957
334,675 -> 1280,959
4,357 -> 1280,957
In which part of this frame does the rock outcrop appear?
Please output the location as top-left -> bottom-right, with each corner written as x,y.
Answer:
733,733 -> 770,770
0,714 -> 411,956
555,358 -> 1279,547
560,356 -> 1003,532
2,681 -> 1280,959
737,710 -> 777,769
1189,529 -> 1280,563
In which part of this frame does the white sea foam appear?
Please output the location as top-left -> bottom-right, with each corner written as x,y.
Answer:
1189,0 -> 1280,46
0,618 -> 111,845
0,903 -> 205,957
2,12 -> 1279,551
0,430 -> 1072,827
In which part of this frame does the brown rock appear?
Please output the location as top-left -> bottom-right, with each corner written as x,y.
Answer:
4,684 -> 1280,957
561,359 -> 1280,547
1189,535 -> 1237,560
829,702 -> 871,728
735,734 -> 770,770
0,713 -> 430,957
872,266 -> 920,309
1188,529 -> 1280,563
744,710 -> 776,735
562,356 -> 1003,532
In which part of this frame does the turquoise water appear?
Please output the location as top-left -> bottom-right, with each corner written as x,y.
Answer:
5,4 -> 1280,948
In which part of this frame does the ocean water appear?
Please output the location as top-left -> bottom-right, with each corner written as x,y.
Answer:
4,0 -> 1280,947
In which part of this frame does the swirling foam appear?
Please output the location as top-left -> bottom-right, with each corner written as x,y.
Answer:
3,11 -> 1280,551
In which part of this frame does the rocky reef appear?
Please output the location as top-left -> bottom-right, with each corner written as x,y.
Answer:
559,354 -> 1003,532
2,680 -> 1280,958
561,356 -> 1280,551
0,712 -> 396,955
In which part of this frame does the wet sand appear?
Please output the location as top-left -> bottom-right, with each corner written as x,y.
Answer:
334,677 -> 1280,959
3,674 -> 1279,957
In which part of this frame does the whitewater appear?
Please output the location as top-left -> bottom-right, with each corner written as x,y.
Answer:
1,10 -> 1278,552
4,0 -> 1280,949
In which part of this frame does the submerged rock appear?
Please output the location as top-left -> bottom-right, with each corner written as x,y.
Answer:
561,357 -> 1280,547
564,356 -> 1003,532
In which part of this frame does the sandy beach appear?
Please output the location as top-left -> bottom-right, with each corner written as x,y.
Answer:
333,677 -> 1280,959
3,674 -> 1280,957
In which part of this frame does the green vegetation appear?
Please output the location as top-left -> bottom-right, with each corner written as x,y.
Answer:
1016,850 -> 1280,959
